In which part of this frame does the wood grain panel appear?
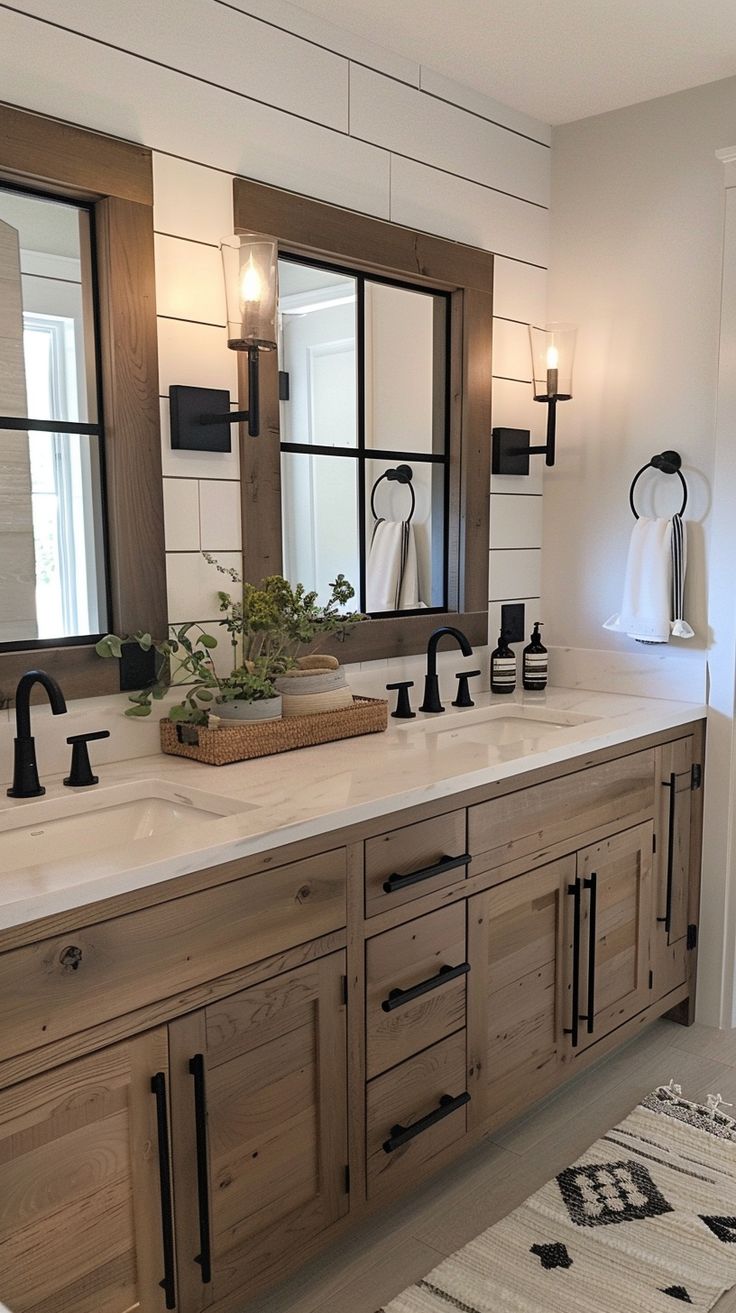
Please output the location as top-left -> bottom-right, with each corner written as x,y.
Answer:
170,953 -> 348,1303
96,196 -> 165,637
0,104 -> 152,205
366,903 -> 467,1078
234,177 -> 494,292
0,1028 -> 169,1313
365,809 -> 467,918
469,749 -> 656,873
467,856 -> 573,1130
366,1030 -> 468,1199
0,849 -> 346,1062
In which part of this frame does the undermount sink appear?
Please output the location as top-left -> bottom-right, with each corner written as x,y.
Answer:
0,780 -> 254,871
403,703 -> 598,748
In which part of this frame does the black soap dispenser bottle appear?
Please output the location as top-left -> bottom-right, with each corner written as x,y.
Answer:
523,621 -> 548,691
491,627 -> 516,695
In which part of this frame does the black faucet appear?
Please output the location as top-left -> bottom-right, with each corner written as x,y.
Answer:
420,626 -> 473,713
7,670 -> 67,799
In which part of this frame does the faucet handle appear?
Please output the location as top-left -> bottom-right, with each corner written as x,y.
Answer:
452,669 -> 481,709
64,730 -> 110,788
386,680 -> 416,720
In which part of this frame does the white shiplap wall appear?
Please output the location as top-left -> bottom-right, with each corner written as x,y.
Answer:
0,0 -> 550,666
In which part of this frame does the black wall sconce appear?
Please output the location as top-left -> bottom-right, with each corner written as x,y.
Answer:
169,232 -> 278,450
492,322 -> 577,475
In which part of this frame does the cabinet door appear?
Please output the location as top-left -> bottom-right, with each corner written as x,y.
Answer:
467,855 -> 575,1131
169,951 -> 349,1310
652,739 -> 693,999
0,1028 -> 175,1313
574,823 -> 653,1053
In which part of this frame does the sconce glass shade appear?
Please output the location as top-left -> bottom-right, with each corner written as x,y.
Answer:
221,233 -> 278,352
528,322 -> 576,401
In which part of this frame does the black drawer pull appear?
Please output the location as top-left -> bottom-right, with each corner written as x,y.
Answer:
189,1054 -> 212,1285
151,1072 -> 177,1310
564,877 -> 582,1049
382,961 -> 470,1012
657,773 -> 677,934
579,872 -> 598,1035
383,1091 -> 470,1153
383,852 -> 470,894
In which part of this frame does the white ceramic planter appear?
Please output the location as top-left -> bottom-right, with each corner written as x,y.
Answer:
215,695 -> 283,723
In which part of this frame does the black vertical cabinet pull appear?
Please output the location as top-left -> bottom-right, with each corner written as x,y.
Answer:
189,1054 -> 213,1284
565,878 -> 582,1048
580,872 -> 598,1035
657,773 -> 677,934
151,1072 -> 177,1310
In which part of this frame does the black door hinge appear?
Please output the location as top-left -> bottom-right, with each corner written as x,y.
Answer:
687,924 -> 698,950
278,369 -> 290,401
648,969 -> 654,990
342,974 -> 348,1005
652,832 -> 657,854
691,763 -> 702,790
344,1164 -> 351,1193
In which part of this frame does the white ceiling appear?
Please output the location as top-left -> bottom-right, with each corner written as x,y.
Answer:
293,0 -> 736,125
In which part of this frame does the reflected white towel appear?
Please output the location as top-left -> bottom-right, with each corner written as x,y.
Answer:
603,515 -> 693,644
366,519 -> 422,612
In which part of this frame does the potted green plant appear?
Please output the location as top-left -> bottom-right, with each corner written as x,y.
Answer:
96,560 -> 365,725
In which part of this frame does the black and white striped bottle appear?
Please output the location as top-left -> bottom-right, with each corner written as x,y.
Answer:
491,628 -> 516,695
522,621 -> 548,691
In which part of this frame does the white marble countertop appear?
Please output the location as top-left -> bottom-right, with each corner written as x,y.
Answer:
0,686 -> 706,932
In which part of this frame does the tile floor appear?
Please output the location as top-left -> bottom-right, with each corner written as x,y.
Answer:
246,1018 -> 736,1312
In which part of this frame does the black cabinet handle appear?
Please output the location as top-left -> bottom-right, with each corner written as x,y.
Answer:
382,961 -> 470,1012
564,878 -> 582,1048
383,1091 -> 470,1153
580,872 -> 598,1035
383,852 -> 470,894
189,1054 -> 212,1285
151,1072 -> 177,1310
657,773 -> 677,934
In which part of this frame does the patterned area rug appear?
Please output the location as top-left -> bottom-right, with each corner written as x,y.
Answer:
380,1085 -> 736,1313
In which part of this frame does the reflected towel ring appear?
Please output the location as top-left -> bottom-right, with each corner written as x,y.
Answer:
370,464 -> 416,523
629,450 -> 688,519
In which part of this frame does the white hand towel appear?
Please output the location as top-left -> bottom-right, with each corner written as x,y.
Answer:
603,516 -> 674,644
366,519 -> 422,613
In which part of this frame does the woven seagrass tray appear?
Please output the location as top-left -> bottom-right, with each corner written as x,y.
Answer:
159,695 -> 388,765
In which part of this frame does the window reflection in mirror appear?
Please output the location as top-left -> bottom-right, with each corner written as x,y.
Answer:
278,255 -> 449,617
0,184 -> 107,646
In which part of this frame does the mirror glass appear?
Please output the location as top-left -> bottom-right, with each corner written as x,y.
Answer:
0,185 -> 108,645
278,256 -> 449,616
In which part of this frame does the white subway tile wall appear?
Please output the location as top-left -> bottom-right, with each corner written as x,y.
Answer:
0,0 -> 551,673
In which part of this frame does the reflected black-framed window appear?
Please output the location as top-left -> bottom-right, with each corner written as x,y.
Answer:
0,182 -> 108,649
278,253 -> 450,618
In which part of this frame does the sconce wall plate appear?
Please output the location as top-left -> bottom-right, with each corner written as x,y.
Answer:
170,385 -> 233,452
492,427 -> 532,476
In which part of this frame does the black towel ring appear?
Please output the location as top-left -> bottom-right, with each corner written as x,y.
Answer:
629,450 -> 688,519
370,463 -> 416,523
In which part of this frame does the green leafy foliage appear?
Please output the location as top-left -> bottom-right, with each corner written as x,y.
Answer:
96,559 -> 366,724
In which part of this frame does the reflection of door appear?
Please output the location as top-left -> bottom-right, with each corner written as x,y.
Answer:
307,339 -> 360,595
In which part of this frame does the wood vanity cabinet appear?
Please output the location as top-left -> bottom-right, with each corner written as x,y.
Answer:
168,952 -> 349,1310
0,722 -> 704,1312
0,1028 -> 174,1313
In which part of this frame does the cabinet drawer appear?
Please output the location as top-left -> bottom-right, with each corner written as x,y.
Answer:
469,749 -> 655,874
367,1030 -> 469,1198
366,903 -> 467,1078
0,848 -> 347,1063
365,810 -> 468,918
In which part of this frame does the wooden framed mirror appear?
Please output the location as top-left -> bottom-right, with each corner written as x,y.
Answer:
233,178 -> 493,661
0,105 -> 165,701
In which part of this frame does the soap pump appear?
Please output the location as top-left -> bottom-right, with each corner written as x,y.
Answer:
491,627 -> 516,695
522,621 -> 548,691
